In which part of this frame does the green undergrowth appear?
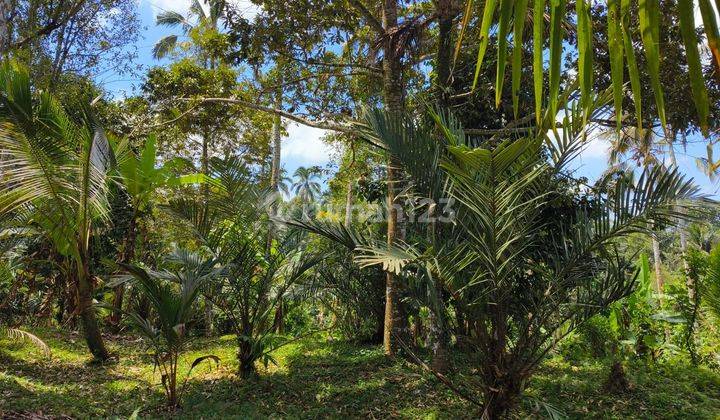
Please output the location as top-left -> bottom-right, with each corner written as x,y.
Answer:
1,328 -> 720,419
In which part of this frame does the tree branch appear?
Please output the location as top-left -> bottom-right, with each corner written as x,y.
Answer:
259,71 -> 377,95
347,0 -> 385,35
7,0 -> 87,52
277,50 -> 382,73
184,97 -> 351,133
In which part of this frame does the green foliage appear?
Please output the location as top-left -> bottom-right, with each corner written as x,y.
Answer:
318,101 -> 705,416
0,61 -> 116,359
4,330 -> 720,418
705,246 -> 720,316
111,249 -> 221,407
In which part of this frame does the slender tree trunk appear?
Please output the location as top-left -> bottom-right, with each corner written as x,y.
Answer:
270,86 -> 283,195
76,257 -> 110,361
381,0 -> 409,357
667,135 -> 693,299
272,299 -> 284,333
435,0 -> 456,108
267,84 -> 286,330
652,235 -> 664,293
110,213 -> 137,328
428,0 -> 457,371
344,179 -> 353,227
0,0 -> 10,54
200,129 -> 214,337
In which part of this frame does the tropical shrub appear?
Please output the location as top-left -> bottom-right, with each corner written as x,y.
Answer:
114,249 -> 221,408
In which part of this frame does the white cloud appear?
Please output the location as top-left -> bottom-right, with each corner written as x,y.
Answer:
582,135 -> 610,160
281,122 -> 332,169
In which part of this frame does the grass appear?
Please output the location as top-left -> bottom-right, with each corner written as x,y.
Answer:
2,329 -> 720,419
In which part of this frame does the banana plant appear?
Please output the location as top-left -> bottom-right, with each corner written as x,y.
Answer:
0,61 -> 114,361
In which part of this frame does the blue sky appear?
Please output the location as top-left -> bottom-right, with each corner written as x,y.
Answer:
98,0 -> 720,197
99,0 -> 331,179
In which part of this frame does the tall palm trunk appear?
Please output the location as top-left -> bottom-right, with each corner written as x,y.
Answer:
425,0 -> 457,373
269,82 -> 286,330
381,0 -> 408,356
270,85 -> 283,199
435,0 -> 455,108
76,253 -> 110,361
652,235 -> 664,293
201,128 -> 214,336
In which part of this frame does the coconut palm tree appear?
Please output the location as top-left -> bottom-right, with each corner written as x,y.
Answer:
291,166 -> 322,202
152,0 -> 224,60
0,61 -> 115,361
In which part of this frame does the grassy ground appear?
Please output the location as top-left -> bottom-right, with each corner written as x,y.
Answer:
2,329 -> 720,419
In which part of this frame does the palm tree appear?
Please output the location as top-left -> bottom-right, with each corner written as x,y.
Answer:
275,167 -> 293,197
108,134 -> 204,327
291,166 -> 322,202
288,94 -> 706,417
166,157 -> 320,378
0,61 -> 114,361
152,0 -> 224,60
114,249 -> 221,408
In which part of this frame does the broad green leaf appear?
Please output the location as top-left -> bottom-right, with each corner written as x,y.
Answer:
638,0 -> 666,128
533,0 -> 545,124
607,0 -> 624,132
576,0 -> 593,118
548,0 -> 565,126
495,0 -> 515,107
621,0 -> 643,133
140,134 -> 158,175
699,0 -> 720,71
472,0 -> 499,90
512,0 -> 530,118
677,0 -> 710,135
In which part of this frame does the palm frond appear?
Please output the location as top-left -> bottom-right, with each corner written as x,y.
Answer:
152,35 -> 179,60
156,11 -> 190,28
2,328 -> 51,356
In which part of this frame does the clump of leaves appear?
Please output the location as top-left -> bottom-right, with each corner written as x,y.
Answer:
109,250 -> 221,409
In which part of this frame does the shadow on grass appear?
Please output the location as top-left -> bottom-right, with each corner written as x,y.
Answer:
176,339 -> 475,419
0,341 -> 163,418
